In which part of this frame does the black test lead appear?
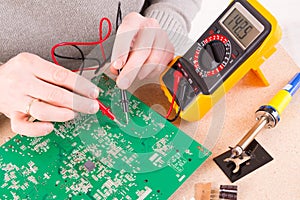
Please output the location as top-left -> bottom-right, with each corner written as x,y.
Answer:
116,2 -> 129,124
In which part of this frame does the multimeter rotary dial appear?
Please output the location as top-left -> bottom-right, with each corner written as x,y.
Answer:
194,34 -> 231,77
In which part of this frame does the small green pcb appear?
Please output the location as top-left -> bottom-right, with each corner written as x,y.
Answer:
0,74 -> 211,199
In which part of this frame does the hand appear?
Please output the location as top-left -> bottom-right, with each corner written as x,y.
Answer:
0,53 -> 100,137
110,12 -> 174,89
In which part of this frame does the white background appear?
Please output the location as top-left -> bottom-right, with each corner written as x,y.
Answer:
189,0 -> 300,67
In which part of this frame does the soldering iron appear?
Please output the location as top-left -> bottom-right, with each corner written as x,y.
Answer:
229,72 -> 300,160
214,72 -> 300,181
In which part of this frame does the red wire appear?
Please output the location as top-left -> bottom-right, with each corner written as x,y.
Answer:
165,93 -> 177,119
50,17 -> 118,121
51,17 -> 112,72
165,70 -> 183,119
51,18 -> 181,121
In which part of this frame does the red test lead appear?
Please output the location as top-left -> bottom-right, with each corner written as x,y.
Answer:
96,99 -> 124,126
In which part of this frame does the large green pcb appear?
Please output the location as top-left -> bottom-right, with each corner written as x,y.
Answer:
0,74 -> 211,199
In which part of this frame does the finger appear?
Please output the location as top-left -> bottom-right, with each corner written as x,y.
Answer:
116,27 -> 157,89
10,112 -> 54,137
151,41 -> 175,76
110,66 -> 119,75
27,53 -> 100,99
28,99 -> 76,122
110,12 -> 145,70
153,42 -> 175,75
137,32 -> 174,80
27,78 -> 99,114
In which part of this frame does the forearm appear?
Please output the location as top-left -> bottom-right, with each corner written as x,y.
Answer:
143,0 -> 202,51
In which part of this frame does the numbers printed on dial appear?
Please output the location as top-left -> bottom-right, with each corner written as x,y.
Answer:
193,34 -> 231,78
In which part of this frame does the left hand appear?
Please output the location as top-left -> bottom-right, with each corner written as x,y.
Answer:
110,12 -> 174,90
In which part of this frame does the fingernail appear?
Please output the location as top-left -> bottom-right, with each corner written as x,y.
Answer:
90,87 -> 100,98
44,123 -> 54,134
112,59 -> 124,69
89,100 -> 99,114
117,77 -> 130,89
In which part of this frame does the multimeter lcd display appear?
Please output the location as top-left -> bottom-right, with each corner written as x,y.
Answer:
222,8 -> 260,48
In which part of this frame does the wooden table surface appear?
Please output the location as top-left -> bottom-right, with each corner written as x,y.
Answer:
1,45 -> 299,199
170,45 -> 300,200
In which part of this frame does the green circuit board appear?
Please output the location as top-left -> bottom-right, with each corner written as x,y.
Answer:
0,74 -> 211,199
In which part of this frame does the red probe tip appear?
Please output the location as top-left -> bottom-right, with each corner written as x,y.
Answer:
96,99 -> 115,120
96,99 -> 124,126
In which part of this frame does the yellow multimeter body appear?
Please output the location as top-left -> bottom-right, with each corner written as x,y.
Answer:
160,0 -> 282,121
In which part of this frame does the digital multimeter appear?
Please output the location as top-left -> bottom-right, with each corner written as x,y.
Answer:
160,0 -> 282,121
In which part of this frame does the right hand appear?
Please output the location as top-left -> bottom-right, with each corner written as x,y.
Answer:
0,53 -> 100,137
110,12 -> 174,90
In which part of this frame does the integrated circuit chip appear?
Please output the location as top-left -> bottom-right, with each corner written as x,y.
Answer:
84,160 -> 96,172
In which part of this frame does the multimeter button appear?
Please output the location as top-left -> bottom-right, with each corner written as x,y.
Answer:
231,50 -> 239,59
232,50 -> 239,56
209,27 -> 218,35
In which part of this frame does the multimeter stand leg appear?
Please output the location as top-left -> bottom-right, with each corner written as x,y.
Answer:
251,68 -> 270,86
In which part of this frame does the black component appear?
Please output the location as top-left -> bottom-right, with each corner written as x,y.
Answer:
220,185 -> 238,191
219,191 -> 237,200
219,185 -> 238,200
213,139 -> 273,182
84,160 -> 96,172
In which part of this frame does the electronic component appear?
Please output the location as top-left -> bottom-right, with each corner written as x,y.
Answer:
84,160 -> 96,172
194,183 -> 238,200
160,0 -> 282,121
0,74 -> 211,199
